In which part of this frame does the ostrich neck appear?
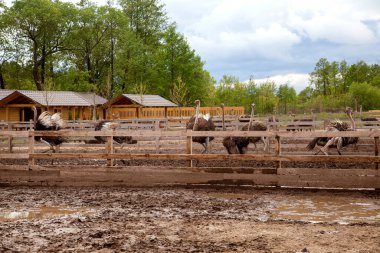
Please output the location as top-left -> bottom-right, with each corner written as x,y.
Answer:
248,106 -> 254,130
348,111 -> 356,130
193,103 -> 200,130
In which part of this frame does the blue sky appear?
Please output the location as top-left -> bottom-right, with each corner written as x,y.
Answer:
5,0 -> 380,92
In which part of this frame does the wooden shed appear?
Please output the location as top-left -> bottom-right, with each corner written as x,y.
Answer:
0,90 -> 107,122
106,94 -> 178,119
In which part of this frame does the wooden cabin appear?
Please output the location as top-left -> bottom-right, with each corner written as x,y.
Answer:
106,94 -> 178,119
0,90 -> 107,122
106,94 -> 245,119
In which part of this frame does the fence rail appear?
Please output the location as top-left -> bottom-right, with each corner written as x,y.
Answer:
1,129 -> 379,189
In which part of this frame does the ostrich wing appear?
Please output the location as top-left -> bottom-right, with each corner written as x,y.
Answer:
51,113 -> 64,129
37,111 -> 53,129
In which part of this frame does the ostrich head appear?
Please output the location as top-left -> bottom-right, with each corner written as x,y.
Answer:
195,99 -> 201,108
345,107 -> 353,114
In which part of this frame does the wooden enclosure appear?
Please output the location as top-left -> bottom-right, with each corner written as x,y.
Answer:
0,128 -> 379,189
108,106 -> 245,119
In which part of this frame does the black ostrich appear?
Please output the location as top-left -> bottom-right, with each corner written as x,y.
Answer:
223,103 -> 267,154
95,121 -> 137,145
87,120 -> 137,147
85,120 -> 137,165
221,103 -> 242,154
32,106 -> 65,153
307,107 -> 358,155
186,100 -> 215,154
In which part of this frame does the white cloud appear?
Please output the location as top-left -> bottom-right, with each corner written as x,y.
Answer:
254,73 -> 310,93
165,0 -> 380,83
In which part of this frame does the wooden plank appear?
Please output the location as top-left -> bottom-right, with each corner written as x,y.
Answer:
2,129 -> 380,139
28,131 -> 35,167
1,166 -> 377,188
29,153 -> 380,163
106,135 -> 113,166
0,153 -> 29,159
186,136 -> 193,167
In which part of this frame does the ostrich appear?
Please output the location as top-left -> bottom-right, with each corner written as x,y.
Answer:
86,120 -> 137,147
307,107 -> 358,155
186,100 -> 215,154
85,120 -> 137,165
221,103 -> 240,154
32,106 -> 65,153
223,103 -> 267,154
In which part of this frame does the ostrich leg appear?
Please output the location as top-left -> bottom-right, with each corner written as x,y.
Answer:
262,137 -> 268,153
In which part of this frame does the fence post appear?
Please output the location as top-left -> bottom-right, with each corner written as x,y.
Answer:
275,135 -> 281,169
7,123 -> 13,153
154,120 -> 160,154
28,131 -> 35,169
106,133 -> 113,167
186,131 -> 193,167
375,137 -> 379,170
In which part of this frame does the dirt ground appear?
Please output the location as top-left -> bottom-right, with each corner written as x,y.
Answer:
0,186 -> 379,253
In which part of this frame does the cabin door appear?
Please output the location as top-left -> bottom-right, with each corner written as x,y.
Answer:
22,107 -> 33,122
22,107 -> 41,122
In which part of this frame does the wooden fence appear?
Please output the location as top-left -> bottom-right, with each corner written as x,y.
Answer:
0,129 -> 379,189
109,106 -> 245,119
2,117 -> 379,132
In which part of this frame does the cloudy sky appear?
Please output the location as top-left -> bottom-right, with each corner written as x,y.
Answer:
161,0 -> 380,92
5,0 -> 380,92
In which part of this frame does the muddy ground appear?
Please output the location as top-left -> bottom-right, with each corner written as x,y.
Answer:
0,186 -> 379,253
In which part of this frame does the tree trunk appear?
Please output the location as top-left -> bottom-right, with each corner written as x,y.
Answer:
0,66 -> 5,89
32,42 -> 43,91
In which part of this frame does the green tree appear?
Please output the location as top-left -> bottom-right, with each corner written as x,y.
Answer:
215,75 -> 240,105
329,61 -> 339,95
3,0 -> 77,90
118,0 -> 168,89
349,82 -> 380,110
155,24 -> 215,104
277,84 -> 297,114
255,81 -> 277,115
169,77 -> 189,106
345,61 -> 370,85
310,58 -> 330,96
339,60 -> 349,94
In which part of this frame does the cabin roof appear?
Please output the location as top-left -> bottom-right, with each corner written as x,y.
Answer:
0,90 -> 107,107
107,94 -> 178,107
0,89 -> 14,100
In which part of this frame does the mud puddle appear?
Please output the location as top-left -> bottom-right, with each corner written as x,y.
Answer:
208,192 -> 380,224
270,195 -> 380,224
0,206 -> 94,222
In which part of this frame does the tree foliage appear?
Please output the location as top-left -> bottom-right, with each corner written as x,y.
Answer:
0,0 -> 213,104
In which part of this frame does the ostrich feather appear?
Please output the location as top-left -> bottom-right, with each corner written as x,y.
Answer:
38,111 -> 54,128
51,113 -> 64,129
